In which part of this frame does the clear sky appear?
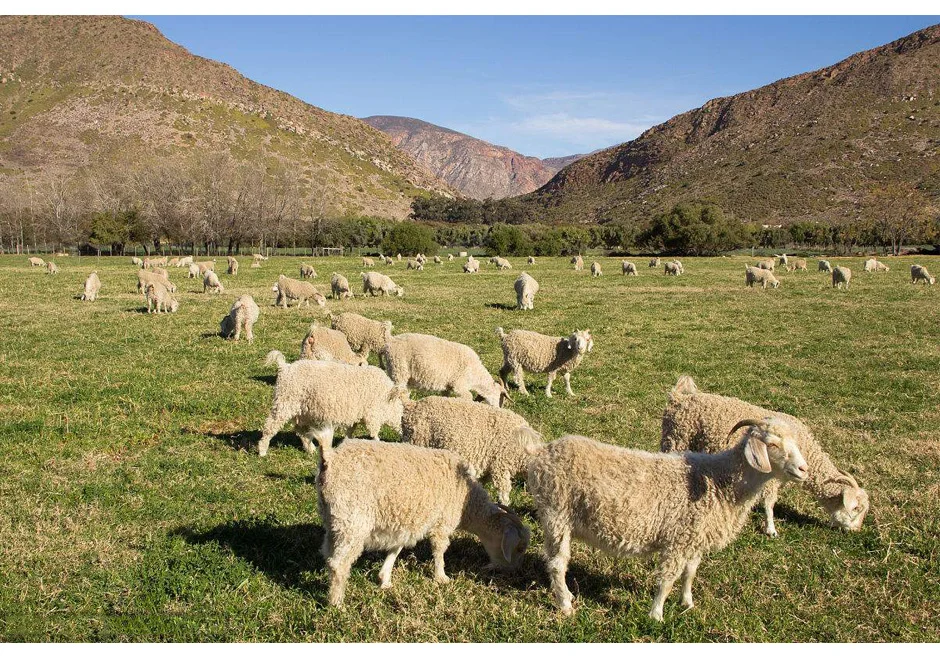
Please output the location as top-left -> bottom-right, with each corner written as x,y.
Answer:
139,15 -> 938,159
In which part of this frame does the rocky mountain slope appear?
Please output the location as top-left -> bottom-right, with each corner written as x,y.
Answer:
523,24 -> 940,224
363,115 -> 585,199
0,16 -> 453,219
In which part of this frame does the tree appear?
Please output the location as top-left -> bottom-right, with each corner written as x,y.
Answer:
866,183 -> 932,256
640,202 -> 748,256
485,224 -> 532,256
382,222 -> 439,256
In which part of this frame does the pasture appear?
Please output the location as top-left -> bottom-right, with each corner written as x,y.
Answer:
0,253 -> 937,642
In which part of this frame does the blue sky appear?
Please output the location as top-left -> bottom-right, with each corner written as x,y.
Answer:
140,15 -> 938,158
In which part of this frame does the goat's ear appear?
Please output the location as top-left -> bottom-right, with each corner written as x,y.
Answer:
567,336 -> 576,350
842,487 -> 859,511
744,437 -> 772,473
501,525 -> 521,563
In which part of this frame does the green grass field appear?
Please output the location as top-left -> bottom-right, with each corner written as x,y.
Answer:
0,253 -> 938,642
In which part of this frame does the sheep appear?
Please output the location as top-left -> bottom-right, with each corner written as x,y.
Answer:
137,268 -> 176,295
219,294 -> 260,343
46,261 -> 59,275
258,351 -> 408,456
415,253 -> 427,265
315,437 -> 530,607
745,265 -> 780,289
649,257 -> 660,268
864,258 -> 889,273
252,253 -> 268,262
362,256 -> 375,267
664,261 -> 682,276
151,267 -> 170,280
674,260 -> 685,274
227,257 -> 239,276
622,261 -> 638,276
54,251 -> 69,257
196,260 -> 216,275
396,253 -> 402,261
299,263 -> 318,279
590,262 -> 602,277
203,270 -> 225,294
273,275 -> 326,308
514,272 -> 539,311
250,262 -> 261,269
571,255 -> 584,271
526,423 -> 809,619
177,256 -> 193,268
776,254 -> 789,267
360,271 -> 403,297
130,256 -> 143,267
491,257 -> 512,270
432,255 -> 442,264
496,327 -> 593,398
832,266 -> 852,289
81,271 -> 101,301
330,272 -> 354,300
28,256 -> 45,267
381,330 -> 507,407
300,322 -> 366,366
407,259 -> 424,271
661,376 -> 869,536
329,312 -> 392,364
911,264 -> 935,285
188,263 -> 200,279
448,254 -> 455,261
384,256 -> 394,266
785,258 -> 807,272
144,281 -> 179,314
463,259 -> 480,273
168,257 -> 180,267
756,259 -> 775,272
143,256 -> 167,268
818,259 -> 833,273
401,395 -> 544,505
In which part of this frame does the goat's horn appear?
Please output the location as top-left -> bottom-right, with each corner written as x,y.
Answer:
728,418 -> 764,437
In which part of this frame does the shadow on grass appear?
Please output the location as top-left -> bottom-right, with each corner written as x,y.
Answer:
173,518 -> 327,600
768,503 -> 828,530
252,374 -> 277,386
207,428 -> 308,455
200,331 -> 222,339
484,302 -> 517,311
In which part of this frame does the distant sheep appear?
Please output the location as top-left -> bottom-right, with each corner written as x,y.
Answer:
188,263 -> 200,279
330,272 -> 354,300
911,264 -> 935,285
407,259 -> 424,271
300,322 -> 366,366
756,259 -> 775,272
168,257 -> 180,267
131,256 -> 143,267
28,256 -> 45,267
863,258 -> 889,273
361,271 -> 403,297
274,274 -> 326,308
402,395 -> 544,505
590,262 -> 602,277
496,327 -> 593,398
362,257 -> 375,267
300,263 -> 317,279
649,257 -> 660,268
664,261 -> 682,276
177,256 -> 193,268
818,259 -> 832,273
433,255 -> 442,264
227,257 -> 239,275
145,281 -> 179,314
622,261 -> 638,276
491,257 -> 512,270
571,255 -> 584,271
203,270 -> 225,294
220,294 -> 260,343
196,260 -> 216,275
329,312 -> 392,364
138,268 -> 176,295
46,261 -> 59,275
448,254 -> 455,261
745,265 -> 780,289
463,258 -> 480,273
832,266 -> 852,289
81,272 -> 101,301
785,258 -> 807,272
384,256 -> 395,266
527,256 -> 536,265
252,253 -> 268,263
514,272 -> 539,311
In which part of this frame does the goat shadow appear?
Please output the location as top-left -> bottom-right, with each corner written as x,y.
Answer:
251,374 -> 277,386
768,503 -> 827,530
484,302 -> 517,311
207,428 -> 306,454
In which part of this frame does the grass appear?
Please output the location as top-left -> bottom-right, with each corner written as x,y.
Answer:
0,253 -> 938,641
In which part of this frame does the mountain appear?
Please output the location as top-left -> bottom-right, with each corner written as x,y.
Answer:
0,16 -> 453,219
362,115 -> 586,200
523,24 -> 940,224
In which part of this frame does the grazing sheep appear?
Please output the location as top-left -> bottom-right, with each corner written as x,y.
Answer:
130,256 -> 143,267
152,267 -> 170,279
745,265 -> 780,289
407,259 -> 424,271
273,274 -> 326,308
448,254 -> 455,261
384,256 -> 395,266
330,272 -> 354,300
776,254 -> 789,267
571,255 -> 584,271
196,260 -> 216,275
415,253 -> 427,265
433,255 -> 442,264
818,259 -> 833,273
514,272 -> 539,311
143,256 -> 168,269
526,423 -> 808,619
396,253 -> 402,261
227,257 -> 239,276
188,263 -> 200,279
361,271 -> 404,297
664,261 -> 682,276
300,263 -> 318,279
911,264 -> 935,285
252,253 -> 268,263
329,312 -> 392,364
832,266 -> 852,289
138,269 -> 176,295
144,281 -> 179,314
649,257 -> 660,268
402,395 -> 544,505
496,327 -> 593,398
250,262 -> 262,269
756,259 -> 775,272
622,261 -> 638,276
491,257 -> 512,270
46,261 -> 59,275
28,256 -> 45,267
463,258 -> 480,273
661,376 -> 869,536
316,438 -> 530,607
203,270 -> 225,294
300,322 -> 366,366
177,256 -> 193,268
362,257 -> 375,267
219,294 -> 260,343
590,262 -> 602,277
864,258 -> 889,273
258,351 -> 408,456
381,330 -> 507,407
81,271 -> 101,301
168,257 -> 180,267
785,258 -> 807,272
